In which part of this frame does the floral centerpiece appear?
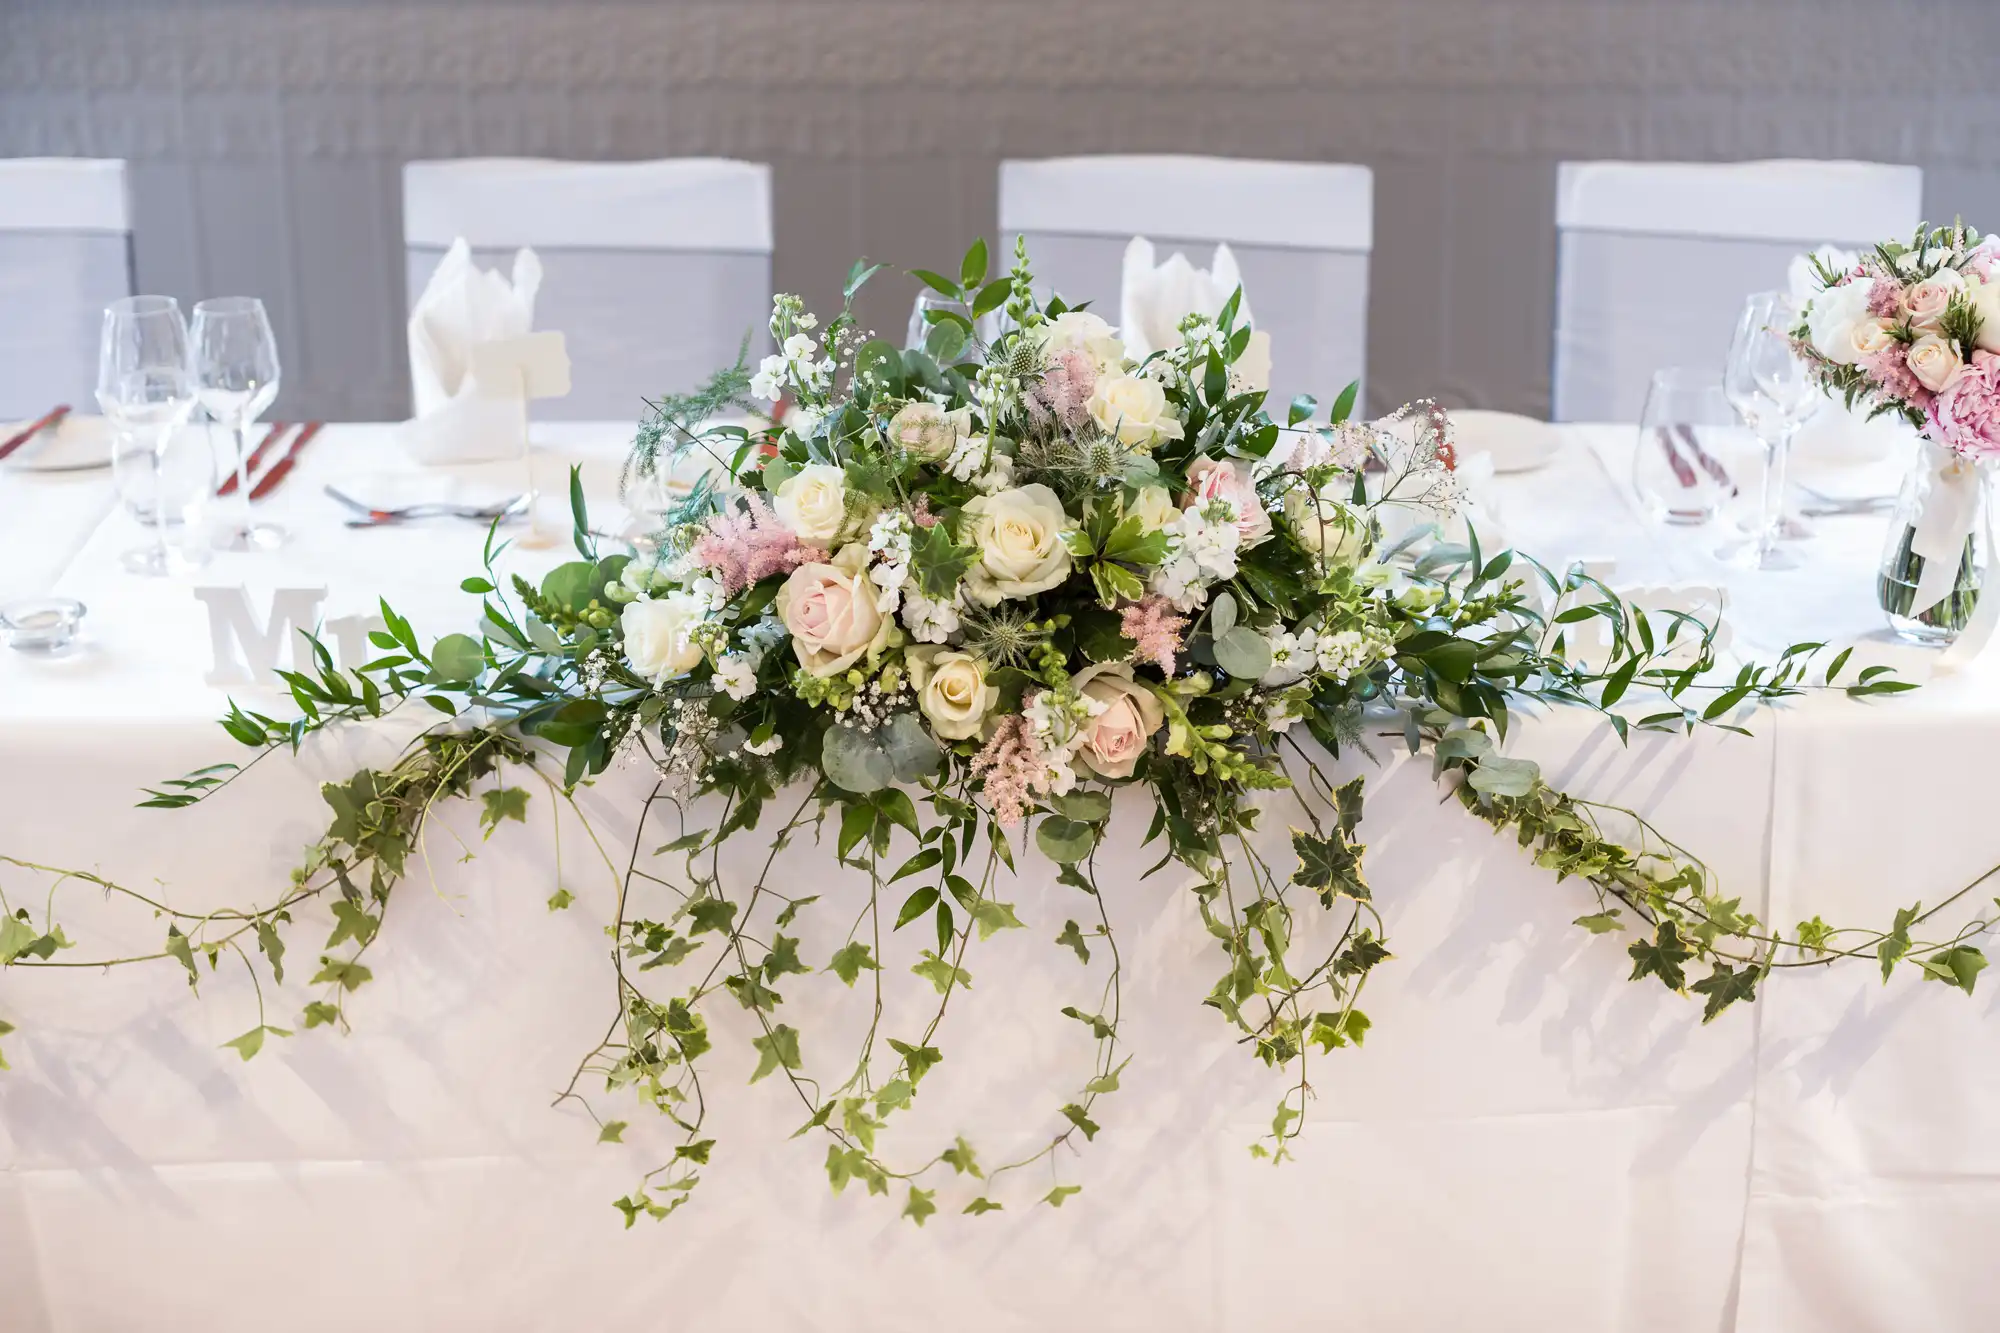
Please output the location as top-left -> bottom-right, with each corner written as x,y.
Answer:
0,239 -> 1976,1229
1793,222 -> 2000,643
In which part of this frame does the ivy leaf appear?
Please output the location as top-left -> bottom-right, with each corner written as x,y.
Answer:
1573,910 -> 1623,935
302,1000 -> 341,1028
826,942 -> 879,986
942,1136 -> 983,1177
888,1038 -> 943,1082
326,899 -> 379,950
1056,919 -> 1092,964
311,957 -> 374,992
598,1120 -> 628,1144
687,897 -> 739,936
875,1079 -> 915,1113
963,1197 -> 1003,1215
0,913 -> 36,964
911,521 -> 978,600
1627,920 -> 1693,992
1920,945 -> 1988,995
1085,1056 -> 1132,1094
479,786 -> 529,837
911,952 -> 971,995
1879,903 -> 1919,982
902,1185 -> 938,1227
164,925 -> 200,990
1060,1006 -> 1115,1040
1333,775 -> 1364,838
1691,962 -> 1763,1023
762,933 -> 811,981
1042,1184 -> 1083,1208
970,899 -> 1024,940
1060,1103 -> 1101,1140
547,887 -> 575,912
1795,916 -> 1833,957
254,918 -> 287,984
749,1024 -> 803,1083
676,1139 -> 715,1164
221,1026 -> 268,1061
1291,827 -> 1368,903
0,1017 -> 13,1071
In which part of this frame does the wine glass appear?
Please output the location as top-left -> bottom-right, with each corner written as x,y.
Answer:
1632,368 -> 1755,526
191,296 -> 284,551
96,296 -> 204,576
905,290 -> 1000,361
1720,291 -> 1820,570
113,423 -> 215,563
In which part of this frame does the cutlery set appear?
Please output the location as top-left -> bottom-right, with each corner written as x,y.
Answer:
216,420 -> 322,500
0,404 -> 73,465
323,486 -> 530,529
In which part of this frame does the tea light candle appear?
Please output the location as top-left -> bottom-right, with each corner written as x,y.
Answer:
0,597 -> 86,653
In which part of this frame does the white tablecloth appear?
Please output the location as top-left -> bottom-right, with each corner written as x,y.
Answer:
2,424 -> 1997,1331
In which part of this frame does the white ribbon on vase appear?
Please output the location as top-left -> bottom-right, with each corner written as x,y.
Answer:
1929,449 -> 2000,670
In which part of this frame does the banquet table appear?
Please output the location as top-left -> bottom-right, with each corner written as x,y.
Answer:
2,419 -> 1998,1333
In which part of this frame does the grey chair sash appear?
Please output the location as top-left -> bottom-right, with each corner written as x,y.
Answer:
0,231 -> 131,419
1553,229 -> 1814,423
1017,231 -> 1369,414
405,245 -> 772,423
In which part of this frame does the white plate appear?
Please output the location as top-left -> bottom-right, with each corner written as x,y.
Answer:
1,413 -> 116,473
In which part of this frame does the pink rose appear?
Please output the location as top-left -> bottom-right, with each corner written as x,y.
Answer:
1184,457 -> 1272,544
775,545 -> 890,676
1928,350 -> 2000,460
1070,662 -> 1165,779
1905,271 -> 1966,329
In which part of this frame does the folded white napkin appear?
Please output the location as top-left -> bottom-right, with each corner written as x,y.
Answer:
1120,236 -> 1272,391
402,238 -> 543,464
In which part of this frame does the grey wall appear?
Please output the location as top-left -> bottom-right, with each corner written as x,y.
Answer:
4,0 -> 1996,423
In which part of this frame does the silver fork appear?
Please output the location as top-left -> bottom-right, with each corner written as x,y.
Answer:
1795,482 -> 1895,518
326,486 -> 529,527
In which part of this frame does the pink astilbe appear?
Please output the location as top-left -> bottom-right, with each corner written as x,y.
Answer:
970,712 -> 1042,827
1121,595 -> 1187,676
1867,277 -> 1904,320
689,493 -> 825,597
908,494 -> 940,528
1026,348 -> 1098,431
1861,343 -> 1933,411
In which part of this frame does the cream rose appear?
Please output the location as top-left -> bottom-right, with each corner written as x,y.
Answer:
1845,317 -> 1899,361
621,592 -> 707,684
961,483 -> 1074,605
908,647 -> 998,741
775,544 -> 893,676
1070,662 -> 1165,780
773,463 -> 850,545
1088,374 -> 1184,450
1042,310 -> 1127,374
1908,334 -> 1966,393
1185,457 -> 1272,544
1284,487 -> 1367,566
1906,270 -> 1966,328
1807,280 -> 1876,366
1125,484 -> 1178,533
1969,280 -> 2000,354
887,402 -> 969,461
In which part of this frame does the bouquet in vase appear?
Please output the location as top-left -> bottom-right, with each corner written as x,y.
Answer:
1792,223 -> 2000,643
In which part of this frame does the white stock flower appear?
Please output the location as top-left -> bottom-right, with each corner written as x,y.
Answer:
713,654 -> 759,700
961,483 -> 1074,604
749,354 -> 788,402
900,587 -> 962,644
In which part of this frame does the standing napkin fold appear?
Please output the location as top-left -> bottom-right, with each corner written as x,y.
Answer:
402,238 -> 544,464
1120,236 -> 1270,391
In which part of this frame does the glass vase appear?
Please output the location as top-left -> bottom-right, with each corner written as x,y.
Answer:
1877,440 -> 1989,644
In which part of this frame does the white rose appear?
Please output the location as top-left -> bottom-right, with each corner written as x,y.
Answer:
1284,487 -> 1367,566
773,463 -> 849,544
1969,280 -> 2000,354
1807,280 -> 1876,366
775,544 -> 894,677
1125,484 -> 1179,532
621,592 -> 707,684
1041,311 -> 1127,374
1088,374 -> 1184,450
887,402 -> 969,461
1905,270 -> 1966,329
1906,335 -> 1965,393
961,483 -> 1074,605
908,647 -> 999,741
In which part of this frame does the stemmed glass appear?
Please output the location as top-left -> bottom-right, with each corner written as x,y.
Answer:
1632,368 -> 1751,526
96,296 -> 205,576
1720,291 -> 1820,570
191,296 -> 284,551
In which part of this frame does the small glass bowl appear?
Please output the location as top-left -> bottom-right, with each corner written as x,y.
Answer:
0,597 -> 87,653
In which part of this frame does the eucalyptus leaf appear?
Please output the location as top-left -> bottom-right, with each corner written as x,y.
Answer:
1210,591 -> 1238,638
1036,816 -> 1096,865
822,726 -> 894,794
1213,626 -> 1272,681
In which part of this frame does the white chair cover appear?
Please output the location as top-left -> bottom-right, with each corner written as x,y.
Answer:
0,158 -> 132,420
402,158 -> 773,421
999,156 -> 1373,411
1552,159 -> 1924,423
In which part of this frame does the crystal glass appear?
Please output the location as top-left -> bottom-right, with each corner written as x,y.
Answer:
1720,291 -> 1820,570
192,296 -> 285,551
113,423 -> 215,561
905,290 -> 1000,361
96,295 -> 204,576
1632,368 -> 1755,526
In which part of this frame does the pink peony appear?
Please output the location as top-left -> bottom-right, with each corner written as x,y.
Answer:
1928,350 -> 2000,459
